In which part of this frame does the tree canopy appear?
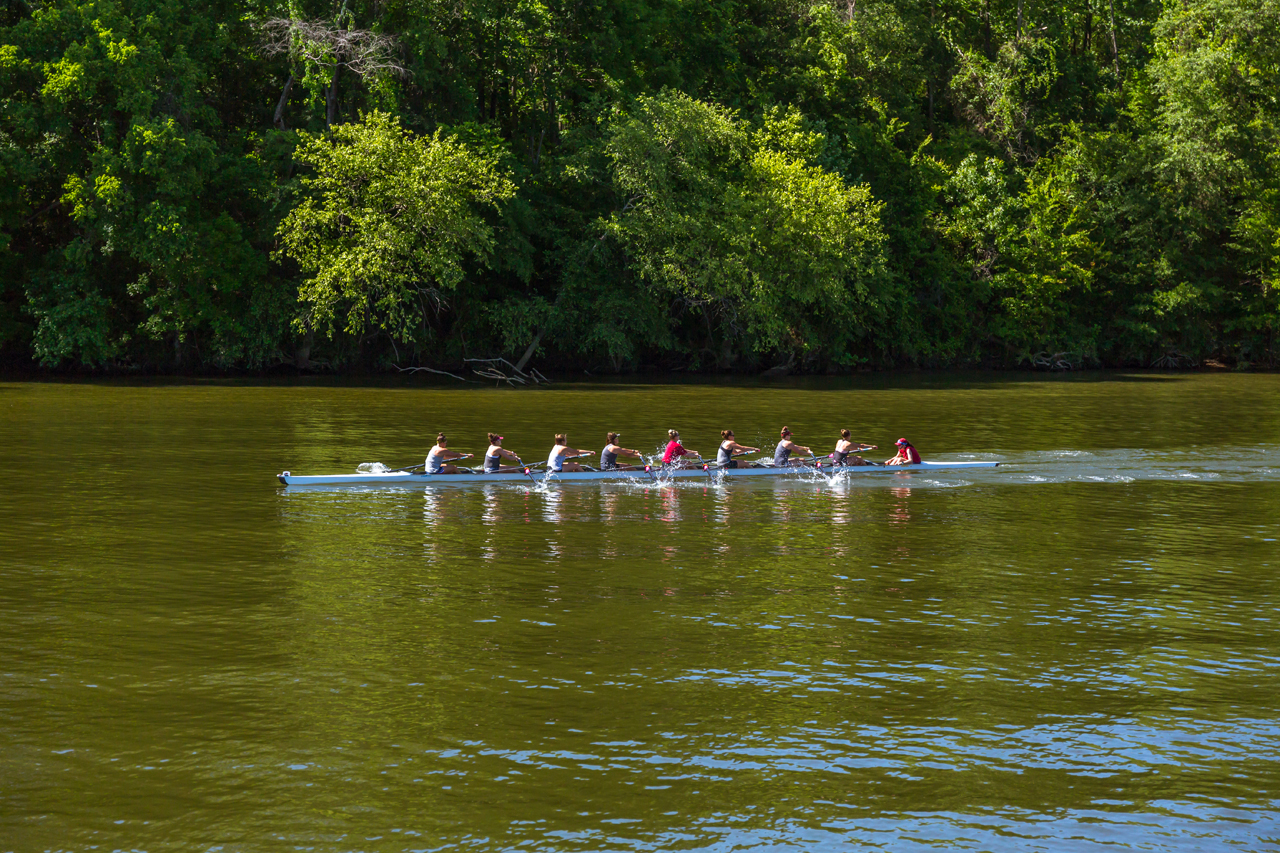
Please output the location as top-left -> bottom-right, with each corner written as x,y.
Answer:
2,0 -> 1277,372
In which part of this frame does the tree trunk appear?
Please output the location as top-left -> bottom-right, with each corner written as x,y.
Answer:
1108,0 -> 1120,76
1017,0 -> 1024,38
1084,0 -> 1092,53
927,79 -> 934,134
325,63 -> 340,130
983,0 -> 992,58
926,0 -> 934,133
531,127 -> 545,167
273,74 -> 294,130
295,326 -> 313,370
515,329 -> 543,373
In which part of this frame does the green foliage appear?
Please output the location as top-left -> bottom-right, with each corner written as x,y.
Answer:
951,36 -> 1062,160
278,110 -> 516,342
1,0 -> 291,367
601,92 -> 886,365
0,0 -> 1277,370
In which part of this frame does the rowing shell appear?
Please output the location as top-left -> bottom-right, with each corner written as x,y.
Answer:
277,460 -> 1000,486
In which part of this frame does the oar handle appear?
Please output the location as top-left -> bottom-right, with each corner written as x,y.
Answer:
709,451 -> 754,465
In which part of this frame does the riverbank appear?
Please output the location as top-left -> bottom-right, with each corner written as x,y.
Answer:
0,360 -> 1273,387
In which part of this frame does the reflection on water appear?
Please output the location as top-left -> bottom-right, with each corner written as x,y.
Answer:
1,374 -> 1280,851
888,486 -> 912,526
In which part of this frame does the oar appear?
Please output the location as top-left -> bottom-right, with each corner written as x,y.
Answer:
833,456 -> 886,468
545,453 -> 592,462
388,451 -> 476,474
664,452 -> 702,468
539,453 -> 593,478
703,451 -> 753,470
413,453 -> 473,474
491,454 -> 534,473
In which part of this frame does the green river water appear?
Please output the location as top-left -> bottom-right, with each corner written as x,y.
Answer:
2,373 -> 1279,851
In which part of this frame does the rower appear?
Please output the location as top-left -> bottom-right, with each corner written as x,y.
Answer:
662,429 -> 700,467
601,432 -> 643,471
831,429 -> 876,466
717,430 -> 760,469
885,437 -> 921,466
426,433 -> 471,474
773,426 -> 814,467
483,433 -> 523,473
547,434 -> 587,473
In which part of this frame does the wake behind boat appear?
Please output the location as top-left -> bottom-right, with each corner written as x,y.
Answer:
277,459 -> 1000,486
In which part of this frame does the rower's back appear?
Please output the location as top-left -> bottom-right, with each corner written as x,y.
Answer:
773,440 -> 791,467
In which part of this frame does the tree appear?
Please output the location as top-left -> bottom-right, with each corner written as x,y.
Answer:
601,92 -> 887,367
277,110 -> 516,344
2,0 -> 290,367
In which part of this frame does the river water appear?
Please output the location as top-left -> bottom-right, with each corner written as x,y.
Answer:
2,373 -> 1279,851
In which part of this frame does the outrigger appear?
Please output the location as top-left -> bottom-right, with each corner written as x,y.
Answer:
277,458 -> 1000,486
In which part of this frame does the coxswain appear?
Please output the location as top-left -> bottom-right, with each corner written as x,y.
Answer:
831,429 -> 876,466
547,434 -> 587,473
662,429 -> 700,467
773,426 -> 814,467
885,437 -> 921,466
600,432 -> 643,470
716,430 -> 760,469
426,433 -> 471,474
482,433 -> 523,473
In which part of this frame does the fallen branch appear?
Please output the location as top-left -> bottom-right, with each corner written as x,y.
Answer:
1030,351 -> 1081,371
394,364 -> 474,382
464,357 -> 549,384
472,367 -> 527,386
1151,351 -> 1194,369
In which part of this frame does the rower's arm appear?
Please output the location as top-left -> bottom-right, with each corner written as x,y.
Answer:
498,448 -> 520,461
619,447 -> 642,458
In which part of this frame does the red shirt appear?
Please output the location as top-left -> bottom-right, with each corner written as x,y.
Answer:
663,440 -> 689,464
900,445 -> 921,464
